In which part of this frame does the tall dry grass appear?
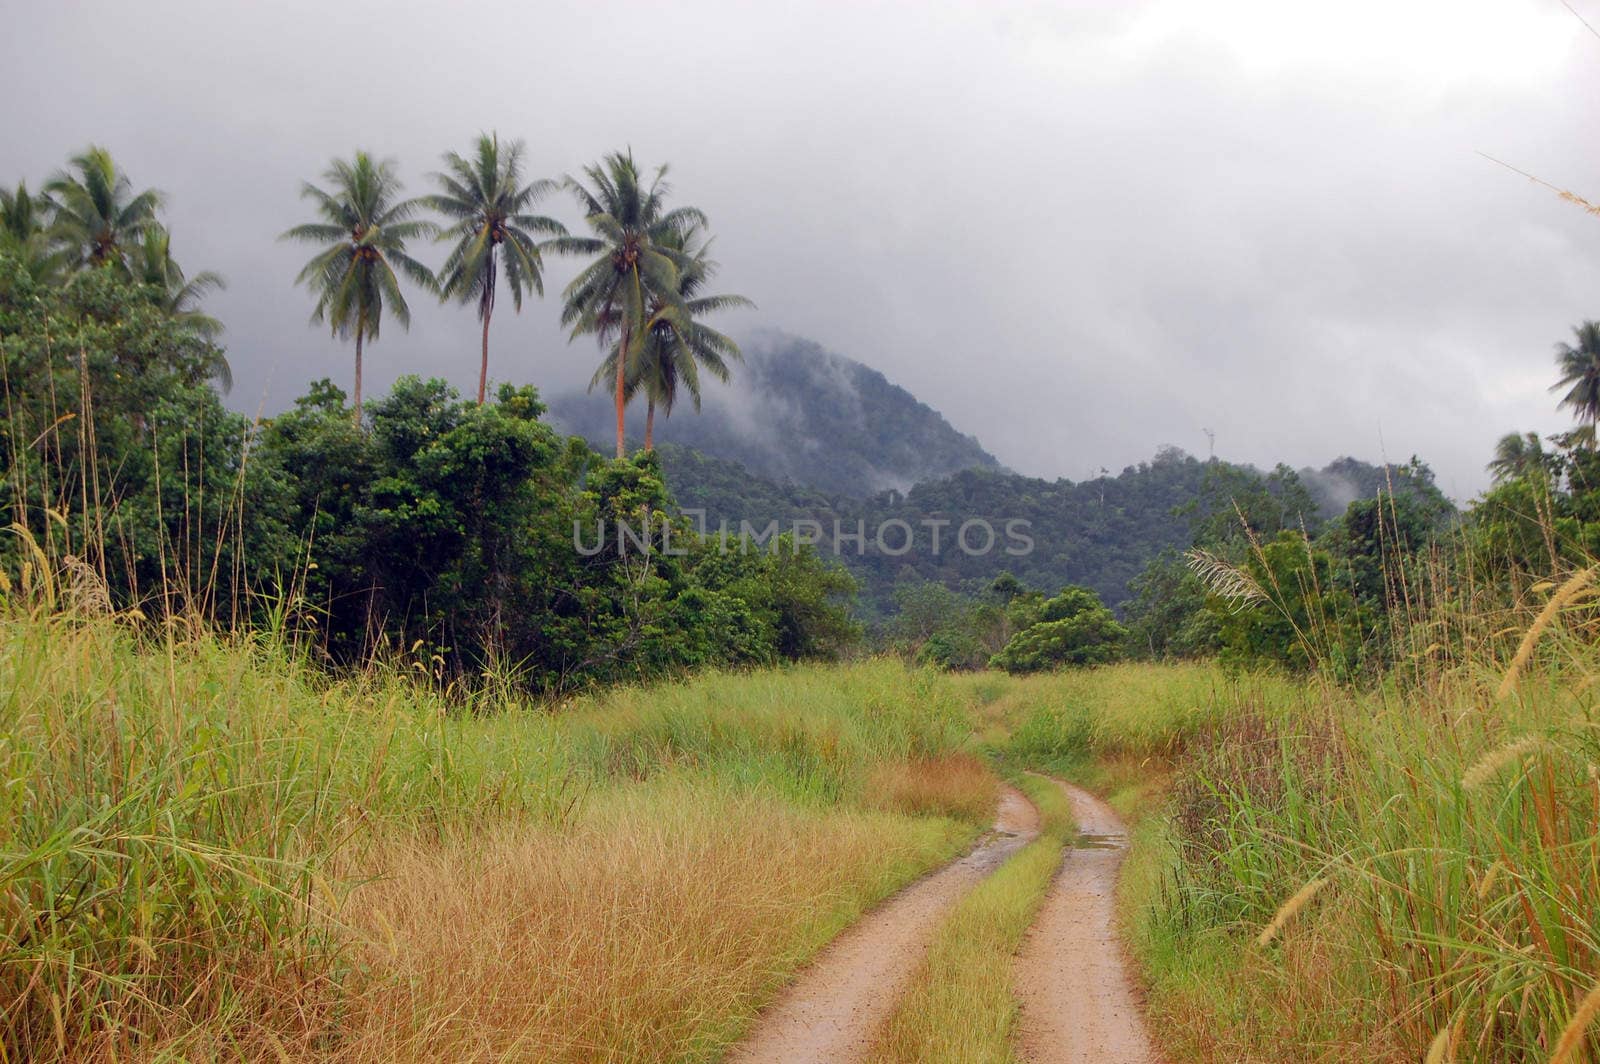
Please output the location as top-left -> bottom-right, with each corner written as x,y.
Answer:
337,782 -> 960,1063
1013,578 -> 1600,1061
0,604 -> 995,1062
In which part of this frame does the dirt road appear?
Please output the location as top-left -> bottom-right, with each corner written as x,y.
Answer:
1014,777 -> 1161,1064
726,786 -> 1040,1064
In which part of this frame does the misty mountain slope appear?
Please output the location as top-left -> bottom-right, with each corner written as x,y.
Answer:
652,444 -> 1452,619
547,332 -> 1003,496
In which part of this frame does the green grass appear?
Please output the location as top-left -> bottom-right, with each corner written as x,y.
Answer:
980,647 -> 1600,1063
865,772 -> 1075,1064
0,613 -> 993,1061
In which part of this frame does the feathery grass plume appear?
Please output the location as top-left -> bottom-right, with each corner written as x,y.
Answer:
1187,548 -> 1266,611
1463,737 -> 1545,791
1425,1017 -> 1465,1064
1497,568 -> 1596,700
1257,876 -> 1329,947
1476,859 -> 1506,901
1425,1023 -> 1450,1064
1482,153 -> 1600,220
1550,976 -> 1600,1064
60,555 -> 111,615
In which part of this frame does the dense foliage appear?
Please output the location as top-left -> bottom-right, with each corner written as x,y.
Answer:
0,252 -> 856,693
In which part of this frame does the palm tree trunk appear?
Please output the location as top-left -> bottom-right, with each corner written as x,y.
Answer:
353,312 -> 365,421
479,305 -> 492,405
644,398 -> 656,450
614,327 -> 629,459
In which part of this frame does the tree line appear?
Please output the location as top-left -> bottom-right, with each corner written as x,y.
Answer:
3,137 -> 748,457
0,145 -> 853,697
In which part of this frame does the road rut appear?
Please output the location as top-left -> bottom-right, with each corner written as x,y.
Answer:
727,785 -> 1039,1064
1015,777 -> 1161,1064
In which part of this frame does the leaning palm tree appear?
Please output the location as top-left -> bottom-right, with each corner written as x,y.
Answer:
1487,431 -> 1547,484
281,152 -> 436,418
1553,321 -> 1600,445
44,146 -> 163,269
0,181 -> 66,284
588,225 -> 750,449
427,134 -> 566,404
555,151 -> 703,458
130,226 -> 232,389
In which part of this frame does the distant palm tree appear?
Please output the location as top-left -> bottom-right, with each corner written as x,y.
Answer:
0,180 -> 65,284
129,226 -> 231,390
556,151 -> 703,458
1486,431 -> 1547,483
1553,321 -> 1600,444
427,134 -> 566,405
44,146 -> 163,269
588,225 -> 750,449
281,153 -> 436,418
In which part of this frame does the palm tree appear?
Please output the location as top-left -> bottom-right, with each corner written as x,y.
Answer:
556,151 -> 704,458
427,134 -> 566,405
44,146 -> 163,269
0,181 -> 65,284
1552,321 -> 1600,443
129,226 -> 232,389
281,152 -> 436,418
588,225 -> 750,449
1487,431 -> 1548,483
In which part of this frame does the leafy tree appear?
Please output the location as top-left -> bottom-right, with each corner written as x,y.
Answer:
557,150 -> 702,458
1182,460 -> 1318,547
43,147 -> 163,270
0,253 -> 281,616
128,226 -> 230,388
428,134 -> 566,404
589,223 -> 749,448
1553,321 -> 1600,442
281,153 -> 436,418
990,585 -> 1127,672
1123,550 -> 1221,659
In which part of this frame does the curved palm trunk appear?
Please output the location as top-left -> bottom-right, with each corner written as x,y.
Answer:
479,307 -> 492,405
615,325 -> 630,459
644,398 -> 656,450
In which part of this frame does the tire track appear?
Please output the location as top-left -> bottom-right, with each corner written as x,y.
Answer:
1014,777 -> 1161,1064
726,785 -> 1040,1064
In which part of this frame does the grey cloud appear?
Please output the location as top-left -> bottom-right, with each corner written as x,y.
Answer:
4,0 -> 1598,498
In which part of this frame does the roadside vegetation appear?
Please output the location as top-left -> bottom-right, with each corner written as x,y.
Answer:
0,613 -> 993,1061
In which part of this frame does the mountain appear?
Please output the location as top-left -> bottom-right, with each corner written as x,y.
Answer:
547,331 -> 1003,496
654,444 -> 1454,621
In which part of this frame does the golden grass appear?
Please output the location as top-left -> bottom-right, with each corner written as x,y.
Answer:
866,752 -> 999,823
0,615 -> 995,1062
334,780 -> 969,1063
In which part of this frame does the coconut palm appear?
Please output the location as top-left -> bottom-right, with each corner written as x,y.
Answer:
1486,431 -> 1548,484
0,181 -> 65,284
281,152 -> 436,418
587,225 -> 750,449
1552,321 -> 1600,443
556,151 -> 703,458
44,146 -> 163,269
427,134 -> 566,404
129,226 -> 231,389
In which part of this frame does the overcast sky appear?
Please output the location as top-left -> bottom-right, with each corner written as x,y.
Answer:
5,0 -> 1600,498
